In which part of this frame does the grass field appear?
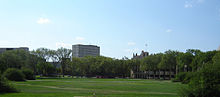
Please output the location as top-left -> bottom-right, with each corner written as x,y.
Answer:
0,78 -> 185,97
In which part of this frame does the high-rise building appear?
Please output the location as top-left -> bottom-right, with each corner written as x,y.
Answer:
72,44 -> 100,57
0,47 -> 29,54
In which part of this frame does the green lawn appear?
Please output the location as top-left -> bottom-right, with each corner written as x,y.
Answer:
0,78 -> 185,97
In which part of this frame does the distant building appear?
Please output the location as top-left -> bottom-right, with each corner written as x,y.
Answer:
72,44 -> 100,57
132,50 -> 149,59
0,47 -> 29,54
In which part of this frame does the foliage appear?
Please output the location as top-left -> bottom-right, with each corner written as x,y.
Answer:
176,52 -> 194,72
56,47 -> 72,76
0,75 -> 17,93
141,54 -> 162,78
22,68 -> 35,80
179,52 -> 220,97
0,47 -> 218,80
172,72 -> 188,82
0,49 -> 43,75
3,68 -> 25,81
159,50 -> 179,79
172,72 -> 194,84
36,62 -> 56,76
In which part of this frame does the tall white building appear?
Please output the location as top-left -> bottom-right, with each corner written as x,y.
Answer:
72,44 -> 100,57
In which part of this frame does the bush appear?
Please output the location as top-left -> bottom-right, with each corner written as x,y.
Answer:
178,85 -> 194,97
172,72 -> 187,82
179,63 -> 220,97
0,75 -> 17,93
182,72 -> 194,84
3,68 -> 25,81
22,68 -> 35,80
173,72 -> 193,84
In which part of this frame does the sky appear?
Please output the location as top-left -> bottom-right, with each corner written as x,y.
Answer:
0,0 -> 220,59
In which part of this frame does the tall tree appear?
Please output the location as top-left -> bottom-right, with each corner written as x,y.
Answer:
176,52 -> 193,72
31,48 -> 50,61
159,50 -> 178,79
56,47 -> 72,77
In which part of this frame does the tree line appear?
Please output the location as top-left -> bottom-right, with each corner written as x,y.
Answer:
1,47 -> 220,96
0,47 -> 218,79
0,47 -> 131,78
135,49 -> 218,80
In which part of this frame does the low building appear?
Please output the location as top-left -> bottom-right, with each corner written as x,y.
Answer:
0,47 -> 29,54
72,44 -> 100,57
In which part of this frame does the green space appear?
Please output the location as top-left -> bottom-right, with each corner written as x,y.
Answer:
0,78 -> 185,97
1,49 -> 220,96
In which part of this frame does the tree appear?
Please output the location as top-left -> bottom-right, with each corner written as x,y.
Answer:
68,57 -> 82,77
187,49 -> 202,72
36,62 -> 56,76
31,48 -> 50,61
159,50 -> 178,79
48,50 -> 59,63
26,54 -> 43,75
129,59 -> 141,78
56,47 -> 72,77
179,52 -> 220,97
0,50 -> 23,72
141,54 -> 162,79
176,52 -> 193,72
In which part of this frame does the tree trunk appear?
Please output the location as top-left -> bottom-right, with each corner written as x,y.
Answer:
163,70 -> 166,80
176,65 -> 178,75
169,68 -> 172,80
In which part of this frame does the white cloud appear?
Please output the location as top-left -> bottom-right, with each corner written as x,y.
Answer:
55,42 -> 71,48
184,1 -> 193,8
166,29 -> 172,33
185,3 -> 193,8
127,42 -> 136,46
75,36 -> 85,41
184,0 -> 204,8
37,18 -> 50,24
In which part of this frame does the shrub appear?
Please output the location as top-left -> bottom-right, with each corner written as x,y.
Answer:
172,72 -> 194,84
22,68 -> 35,80
179,63 -> 220,97
0,75 -> 17,93
173,72 -> 187,82
3,68 -> 25,81
182,72 -> 194,84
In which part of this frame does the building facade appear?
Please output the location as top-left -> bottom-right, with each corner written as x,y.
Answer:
0,47 -> 29,54
132,50 -> 149,59
72,44 -> 100,57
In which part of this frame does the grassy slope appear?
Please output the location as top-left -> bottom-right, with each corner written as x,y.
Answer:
0,78 -> 185,97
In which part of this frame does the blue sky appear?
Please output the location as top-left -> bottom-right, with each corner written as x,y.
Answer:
0,0 -> 220,59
